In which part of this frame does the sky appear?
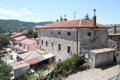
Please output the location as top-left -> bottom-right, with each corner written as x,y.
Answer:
0,0 -> 119,24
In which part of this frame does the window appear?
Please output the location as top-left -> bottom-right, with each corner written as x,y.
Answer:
24,46 -> 25,49
58,31 -> 61,35
51,42 -> 53,47
51,31 -> 53,34
67,32 -> 71,36
67,46 -> 71,53
28,47 -> 29,50
20,43 -> 22,46
41,40 -> 43,45
58,44 -> 61,50
87,32 -> 91,36
46,41 -> 48,46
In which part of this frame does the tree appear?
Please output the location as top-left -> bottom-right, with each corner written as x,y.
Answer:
84,13 -> 91,21
26,29 -> 38,38
0,54 -> 12,80
0,33 -> 10,49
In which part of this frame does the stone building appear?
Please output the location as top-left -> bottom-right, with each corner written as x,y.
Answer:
36,11 -> 113,64
108,25 -> 120,63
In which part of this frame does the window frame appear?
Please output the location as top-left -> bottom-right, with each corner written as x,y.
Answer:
67,46 -> 71,53
67,32 -> 71,36
87,32 -> 92,36
58,44 -> 61,50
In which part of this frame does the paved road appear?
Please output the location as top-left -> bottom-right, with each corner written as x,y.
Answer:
66,65 -> 120,80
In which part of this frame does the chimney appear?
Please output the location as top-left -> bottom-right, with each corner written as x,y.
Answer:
113,25 -> 117,34
64,15 -> 67,21
93,9 -> 96,27
56,19 -> 59,22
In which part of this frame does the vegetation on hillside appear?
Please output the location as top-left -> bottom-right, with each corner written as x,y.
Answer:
0,19 -> 51,32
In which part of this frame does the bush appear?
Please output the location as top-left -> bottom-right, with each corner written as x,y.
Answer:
54,54 -> 86,77
82,63 -> 91,70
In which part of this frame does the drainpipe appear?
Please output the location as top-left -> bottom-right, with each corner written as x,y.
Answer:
76,28 -> 78,53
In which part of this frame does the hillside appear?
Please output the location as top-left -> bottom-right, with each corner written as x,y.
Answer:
0,19 -> 51,32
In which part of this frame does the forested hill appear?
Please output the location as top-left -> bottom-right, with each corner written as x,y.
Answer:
0,19 -> 52,32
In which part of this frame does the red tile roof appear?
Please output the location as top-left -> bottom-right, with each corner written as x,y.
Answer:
36,19 -> 108,29
13,36 -> 27,41
35,48 -> 47,55
20,39 -> 36,45
26,58 -> 39,65
10,61 -> 29,70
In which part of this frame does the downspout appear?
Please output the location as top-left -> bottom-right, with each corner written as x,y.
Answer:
76,28 -> 78,53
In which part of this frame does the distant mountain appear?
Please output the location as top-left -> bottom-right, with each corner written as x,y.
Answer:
0,19 -> 52,32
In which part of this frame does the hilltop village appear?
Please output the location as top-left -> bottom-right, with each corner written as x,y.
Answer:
1,10 -> 120,80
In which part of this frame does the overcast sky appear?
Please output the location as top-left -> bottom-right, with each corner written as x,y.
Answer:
0,0 -> 119,24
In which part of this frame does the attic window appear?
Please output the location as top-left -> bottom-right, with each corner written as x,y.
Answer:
87,32 -> 91,36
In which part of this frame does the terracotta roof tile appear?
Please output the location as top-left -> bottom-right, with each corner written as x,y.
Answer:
20,39 -> 36,45
35,48 -> 47,55
26,58 -> 39,65
10,61 -> 29,70
13,36 -> 27,41
36,19 -> 108,29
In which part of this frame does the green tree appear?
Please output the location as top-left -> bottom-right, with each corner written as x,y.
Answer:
27,29 -> 38,38
0,33 -> 10,49
0,54 -> 12,80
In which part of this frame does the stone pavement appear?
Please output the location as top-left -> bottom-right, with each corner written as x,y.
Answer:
66,64 -> 120,80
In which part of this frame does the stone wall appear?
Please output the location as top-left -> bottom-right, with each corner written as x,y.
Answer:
79,28 -> 108,50
38,27 -> 108,61
38,28 -> 78,61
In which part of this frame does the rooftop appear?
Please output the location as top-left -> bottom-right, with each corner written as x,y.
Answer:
91,48 -> 115,54
36,19 -> 108,29
20,38 -> 36,45
109,33 -> 120,36
10,61 -> 29,70
18,49 -> 55,65
13,36 -> 27,41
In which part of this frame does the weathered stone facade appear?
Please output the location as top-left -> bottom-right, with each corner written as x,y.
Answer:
79,28 -> 108,50
37,27 -> 108,61
38,28 -> 77,61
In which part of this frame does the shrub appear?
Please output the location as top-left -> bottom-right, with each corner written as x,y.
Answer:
82,63 -> 91,70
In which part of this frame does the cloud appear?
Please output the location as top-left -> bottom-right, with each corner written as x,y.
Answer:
0,7 -> 38,18
0,4 -> 5,7
0,8 -> 22,17
21,8 -> 33,15
0,7 -> 42,22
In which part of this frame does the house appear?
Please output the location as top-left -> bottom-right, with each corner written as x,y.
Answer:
10,32 -> 38,53
10,61 -> 30,79
36,10 -> 115,67
19,38 -> 38,51
108,25 -> 120,63
10,49 -> 55,79
87,48 -> 115,67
